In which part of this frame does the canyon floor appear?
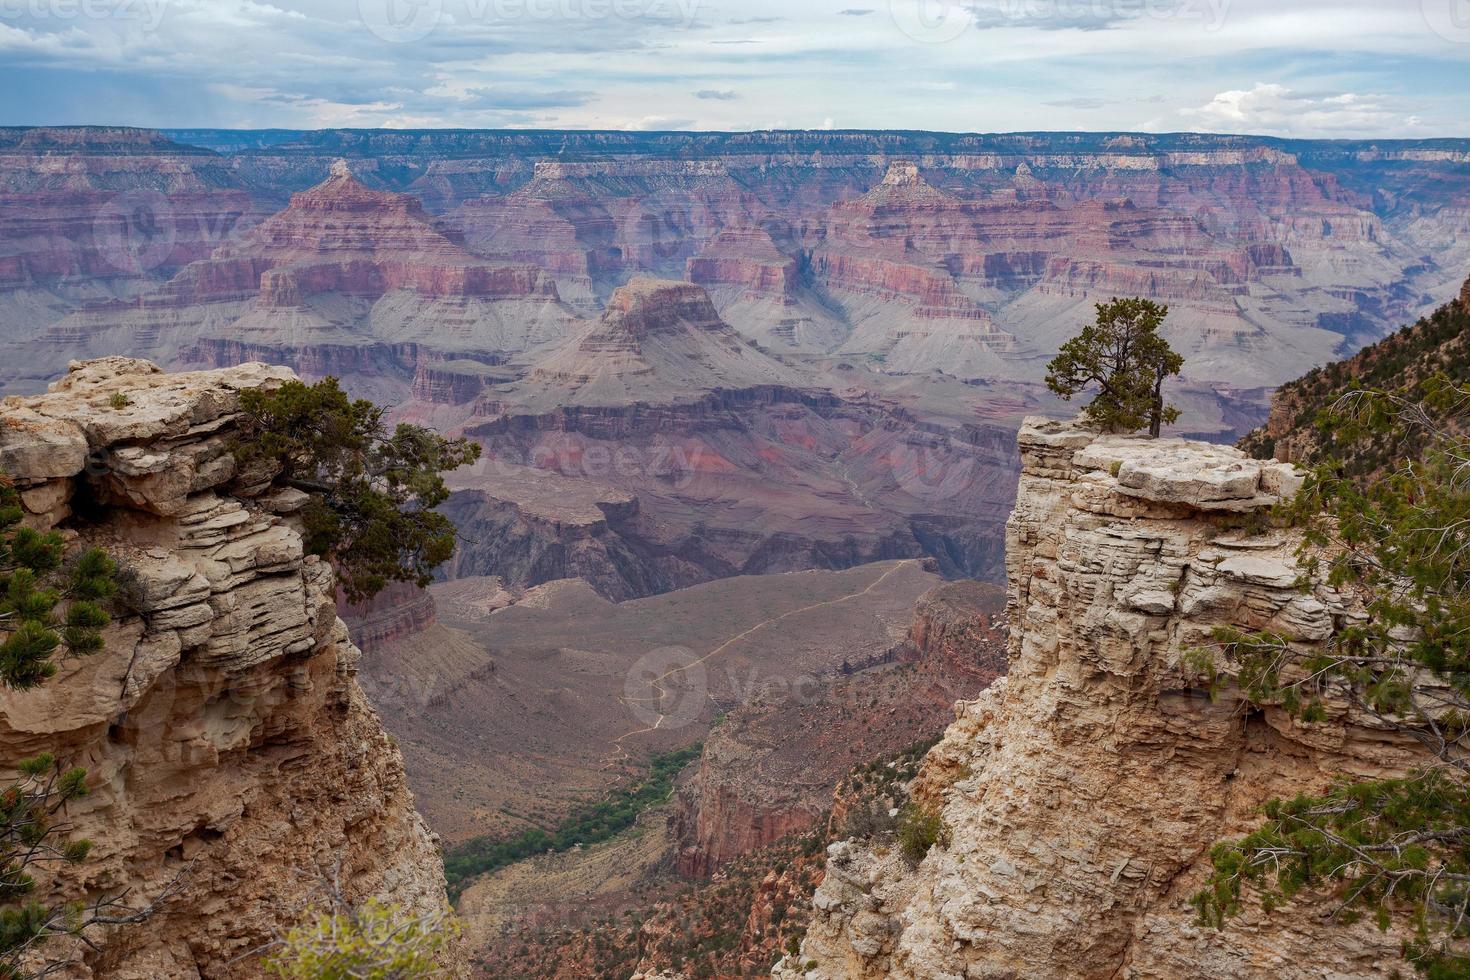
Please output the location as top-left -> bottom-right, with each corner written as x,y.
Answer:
363,559 -> 943,843
358,562 -> 1008,974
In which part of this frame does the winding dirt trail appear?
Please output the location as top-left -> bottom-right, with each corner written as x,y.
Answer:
604,559 -> 921,768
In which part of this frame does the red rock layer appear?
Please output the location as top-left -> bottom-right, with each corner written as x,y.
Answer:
194,162 -> 558,304
408,358 -> 508,405
0,190 -> 255,289
339,582 -> 439,655
686,224 -> 798,299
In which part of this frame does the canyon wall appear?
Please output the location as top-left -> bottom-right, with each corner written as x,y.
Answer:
672,580 -> 1007,880
7,127 -> 1470,408
777,418 -> 1430,979
0,358 -> 455,978
338,581 -> 439,655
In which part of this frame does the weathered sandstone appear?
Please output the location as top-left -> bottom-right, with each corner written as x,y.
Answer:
777,417 -> 1428,979
0,358 -> 456,978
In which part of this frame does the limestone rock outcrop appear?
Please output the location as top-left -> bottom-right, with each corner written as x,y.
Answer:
777,417 -> 1429,979
0,358 -> 456,978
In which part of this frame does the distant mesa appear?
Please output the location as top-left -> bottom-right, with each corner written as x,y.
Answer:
603,276 -> 729,338
515,277 -> 804,405
19,159 -> 576,389
861,160 -> 952,206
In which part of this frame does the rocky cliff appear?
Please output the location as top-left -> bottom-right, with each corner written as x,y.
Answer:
0,358 -> 454,978
338,581 -> 439,656
777,417 -> 1430,979
1242,273 -> 1470,474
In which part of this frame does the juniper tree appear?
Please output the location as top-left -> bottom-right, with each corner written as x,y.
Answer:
264,899 -> 459,980
263,868 -> 459,980
1045,297 -> 1184,437
233,378 -> 481,603
1191,376 -> 1470,975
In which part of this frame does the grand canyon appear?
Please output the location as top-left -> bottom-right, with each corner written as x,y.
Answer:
2,117 -> 1470,979
6,128 -> 1470,592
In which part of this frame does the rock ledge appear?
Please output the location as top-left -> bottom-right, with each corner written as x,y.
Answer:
0,358 -> 454,979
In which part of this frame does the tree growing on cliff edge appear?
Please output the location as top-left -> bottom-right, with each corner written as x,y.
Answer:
233,378 -> 481,603
1045,297 -> 1184,438
1191,377 -> 1470,975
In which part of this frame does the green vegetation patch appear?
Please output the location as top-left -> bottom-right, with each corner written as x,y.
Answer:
444,744 -> 702,899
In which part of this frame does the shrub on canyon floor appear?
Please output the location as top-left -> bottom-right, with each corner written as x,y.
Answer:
1045,297 -> 1184,437
1192,376 -> 1470,974
264,899 -> 460,980
233,378 -> 481,602
443,743 -> 702,897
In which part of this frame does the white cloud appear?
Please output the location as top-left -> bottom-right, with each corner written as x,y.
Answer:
620,114 -> 697,130
0,0 -> 1466,134
1148,82 -> 1431,138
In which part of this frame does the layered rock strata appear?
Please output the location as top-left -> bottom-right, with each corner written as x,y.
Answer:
777,417 -> 1430,979
672,580 -> 1007,880
339,581 -> 439,655
20,162 -> 574,392
0,357 -> 454,978
7,128 -> 1470,406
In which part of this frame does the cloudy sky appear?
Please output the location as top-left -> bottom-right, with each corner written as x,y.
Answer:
0,0 -> 1466,136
